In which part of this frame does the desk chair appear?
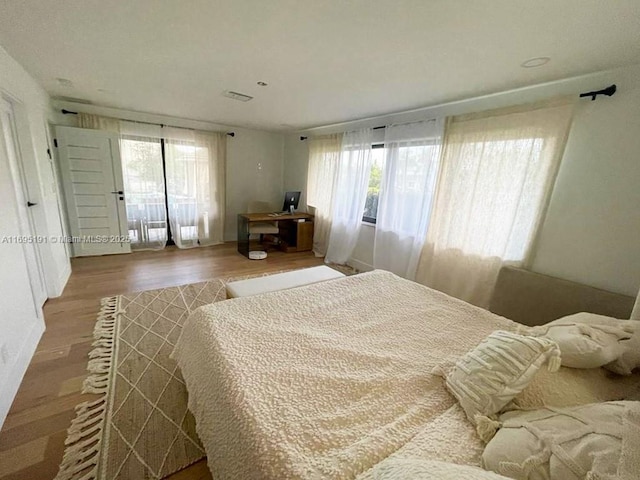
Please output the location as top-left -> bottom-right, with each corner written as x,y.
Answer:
247,201 -> 279,247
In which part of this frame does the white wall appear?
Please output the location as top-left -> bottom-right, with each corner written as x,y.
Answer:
531,66 -> 640,296
0,45 -> 71,425
0,47 -> 71,298
283,133 -> 309,210
225,128 -> 284,241
285,64 -> 640,296
348,224 -> 375,272
0,128 -> 45,425
52,101 -> 286,243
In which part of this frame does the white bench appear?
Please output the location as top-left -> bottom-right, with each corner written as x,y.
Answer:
226,265 -> 346,298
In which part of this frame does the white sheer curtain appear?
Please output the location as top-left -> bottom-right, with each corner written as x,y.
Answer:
415,100 -> 575,307
164,127 -> 226,248
325,129 -> 373,264
306,134 -> 342,257
78,113 -> 120,132
374,119 -> 444,279
119,121 -> 167,250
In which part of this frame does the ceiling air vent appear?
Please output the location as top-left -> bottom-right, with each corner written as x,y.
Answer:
222,90 -> 253,102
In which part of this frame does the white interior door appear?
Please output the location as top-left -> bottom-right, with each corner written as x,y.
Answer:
0,98 -> 47,310
55,126 -> 130,257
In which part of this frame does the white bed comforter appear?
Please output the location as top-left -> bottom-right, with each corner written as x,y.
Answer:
172,270 -> 517,479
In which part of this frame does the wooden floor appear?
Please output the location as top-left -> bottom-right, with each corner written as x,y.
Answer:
0,243 -> 323,480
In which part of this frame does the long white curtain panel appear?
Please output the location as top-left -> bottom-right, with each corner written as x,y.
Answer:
374,119 -> 444,279
306,134 -> 342,257
325,129 -> 373,264
164,127 -> 226,248
415,100 -> 575,307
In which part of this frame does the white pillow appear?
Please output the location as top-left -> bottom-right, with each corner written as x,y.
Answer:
439,330 -> 561,425
511,365 -> 640,409
529,313 -> 638,372
482,401 -> 640,480
569,312 -> 640,375
369,458 -> 511,480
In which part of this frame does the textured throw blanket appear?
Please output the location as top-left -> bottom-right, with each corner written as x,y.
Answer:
172,270 -> 517,479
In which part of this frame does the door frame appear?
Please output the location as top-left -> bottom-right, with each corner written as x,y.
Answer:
0,95 -> 47,310
44,120 -> 72,258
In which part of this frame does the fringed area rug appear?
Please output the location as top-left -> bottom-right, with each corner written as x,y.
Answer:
56,266 -> 356,480
56,278 -> 233,480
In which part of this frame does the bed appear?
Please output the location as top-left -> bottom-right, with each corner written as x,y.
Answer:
172,269 -> 638,479
489,266 -> 635,326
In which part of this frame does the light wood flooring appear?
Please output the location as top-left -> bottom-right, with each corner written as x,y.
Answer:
0,243 -> 323,480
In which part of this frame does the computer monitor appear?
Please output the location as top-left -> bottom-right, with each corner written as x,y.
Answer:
282,191 -> 301,213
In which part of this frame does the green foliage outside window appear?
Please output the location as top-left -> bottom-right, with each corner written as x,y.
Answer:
364,163 -> 382,221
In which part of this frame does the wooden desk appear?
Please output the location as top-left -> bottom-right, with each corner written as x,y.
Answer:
237,212 -> 314,258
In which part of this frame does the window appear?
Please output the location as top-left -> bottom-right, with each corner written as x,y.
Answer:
363,142 -> 438,224
362,144 -> 385,223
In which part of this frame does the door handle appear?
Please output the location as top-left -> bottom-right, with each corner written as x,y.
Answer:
27,201 -> 38,207
111,190 -> 124,195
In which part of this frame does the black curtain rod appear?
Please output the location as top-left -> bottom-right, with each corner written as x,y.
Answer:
61,109 -> 235,136
300,124 -> 385,141
64,83 -> 617,143
300,84 -> 618,141
579,84 -> 616,101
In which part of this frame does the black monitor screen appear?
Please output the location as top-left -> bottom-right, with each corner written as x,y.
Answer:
282,191 -> 301,212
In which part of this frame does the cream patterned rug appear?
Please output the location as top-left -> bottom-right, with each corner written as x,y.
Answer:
56,266 -> 356,480
56,278 -> 232,480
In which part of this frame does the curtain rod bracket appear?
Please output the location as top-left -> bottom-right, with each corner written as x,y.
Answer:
61,109 -> 78,115
227,132 -> 235,137
579,84 -> 616,101
300,136 -> 308,141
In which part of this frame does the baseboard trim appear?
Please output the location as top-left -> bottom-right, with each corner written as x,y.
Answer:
348,258 -> 374,273
52,261 -> 72,298
0,320 -> 45,428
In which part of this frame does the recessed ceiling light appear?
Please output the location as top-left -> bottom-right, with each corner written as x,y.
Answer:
257,81 -> 268,87
56,77 -> 73,87
520,57 -> 551,68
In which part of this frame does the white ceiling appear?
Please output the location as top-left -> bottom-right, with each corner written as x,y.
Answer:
1,0 -> 639,131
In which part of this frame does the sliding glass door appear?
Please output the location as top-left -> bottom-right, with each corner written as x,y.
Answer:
120,122 -> 168,250
119,123 -> 226,250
